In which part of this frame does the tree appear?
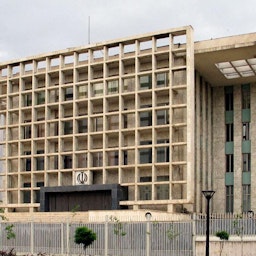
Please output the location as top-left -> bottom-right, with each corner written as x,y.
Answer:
216,230 -> 229,256
74,226 -> 96,255
0,205 -> 15,240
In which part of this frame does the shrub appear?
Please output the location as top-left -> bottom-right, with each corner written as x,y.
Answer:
74,226 -> 96,250
216,230 -> 229,240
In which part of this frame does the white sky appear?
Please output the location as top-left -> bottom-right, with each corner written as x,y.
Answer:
0,0 -> 255,62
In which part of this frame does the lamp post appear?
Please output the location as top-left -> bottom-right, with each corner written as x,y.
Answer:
202,190 -> 215,256
145,212 -> 152,256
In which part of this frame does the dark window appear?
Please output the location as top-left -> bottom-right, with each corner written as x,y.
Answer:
37,91 -> 45,105
24,125 -> 31,139
36,150 -> 44,171
64,121 -> 73,135
65,87 -> 73,101
225,88 -> 233,111
139,148 -> 152,164
139,75 -> 152,90
123,151 -> 127,165
23,182 -> 31,203
156,73 -> 168,87
94,117 -> 103,132
37,123 -> 45,137
140,111 -> 152,127
78,118 -> 87,133
25,158 -> 31,171
25,94 -> 32,106
226,124 -> 233,142
139,185 -> 152,200
226,185 -> 234,213
140,176 -> 152,182
156,110 -> 169,125
242,85 -> 250,109
64,155 -> 72,169
156,147 -> 169,162
156,184 -> 169,200
35,182 -> 44,203
242,154 -> 251,172
226,154 -> 234,172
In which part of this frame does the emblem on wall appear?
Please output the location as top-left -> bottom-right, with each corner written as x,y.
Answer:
75,171 -> 92,185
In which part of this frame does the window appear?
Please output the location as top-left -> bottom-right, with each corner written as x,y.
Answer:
225,87 -> 233,111
226,124 -> 233,142
226,185 -> 234,213
139,185 -> 152,200
156,184 -> 169,200
156,110 -> 169,125
139,75 -> 152,90
78,84 -> 88,99
139,148 -> 152,164
242,84 -> 250,109
156,73 -> 168,87
140,111 -> 152,127
64,87 -> 73,101
37,91 -> 45,105
77,154 -> 87,168
25,157 -> 31,172
93,152 -> 103,167
23,182 -> 31,203
24,125 -> 31,139
226,154 -> 234,172
242,154 -> 251,172
140,176 -> 152,182
156,147 -> 169,162
64,121 -> 73,135
123,151 -> 127,165
108,151 -> 119,166
24,94 -> 32,107
63,155 -> 72,169
93,82 -> 103,97
94,117 -> 103,132
35,182 -> 44,203
107,80 -> 119,94
123,77 -> 135,92
242,185 -> 251,212
78,118 -> 87,133
107,115 -> 119,130
37,123 -> 45,137
36,150 -> 44,171
242,122 -> 250,140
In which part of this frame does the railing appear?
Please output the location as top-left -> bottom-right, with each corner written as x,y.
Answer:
0,213 -> 255,255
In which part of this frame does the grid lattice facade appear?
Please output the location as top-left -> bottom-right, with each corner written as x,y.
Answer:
0,26 -> 195,213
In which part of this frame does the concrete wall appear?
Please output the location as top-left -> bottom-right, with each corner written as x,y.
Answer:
196,236 -> 256,256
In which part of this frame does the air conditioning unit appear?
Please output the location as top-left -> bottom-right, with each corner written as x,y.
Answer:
74,171 -> 92,185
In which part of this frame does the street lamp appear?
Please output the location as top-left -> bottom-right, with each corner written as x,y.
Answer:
202,190 -> 215,256
145,212 -> 152,256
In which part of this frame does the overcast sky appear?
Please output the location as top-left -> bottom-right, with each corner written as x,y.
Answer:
0,0 -> 255,62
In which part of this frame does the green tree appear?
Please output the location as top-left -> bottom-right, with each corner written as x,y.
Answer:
0,204 -> 16,240
74,226 -> 96,255
216,230 -> 229,256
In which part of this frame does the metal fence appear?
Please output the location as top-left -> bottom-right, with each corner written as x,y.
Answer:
0,220 -> 193,255
0,213 -> 255,255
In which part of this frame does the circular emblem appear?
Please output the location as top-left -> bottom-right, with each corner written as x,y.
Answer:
76,172 -> 88,184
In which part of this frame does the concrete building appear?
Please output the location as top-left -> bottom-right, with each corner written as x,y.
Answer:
0,25 -> 255,215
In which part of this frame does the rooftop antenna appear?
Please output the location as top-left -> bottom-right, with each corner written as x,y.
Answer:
88,16 -> 91,44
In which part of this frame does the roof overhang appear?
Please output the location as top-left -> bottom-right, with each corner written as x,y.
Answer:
195,33 -> 256,86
